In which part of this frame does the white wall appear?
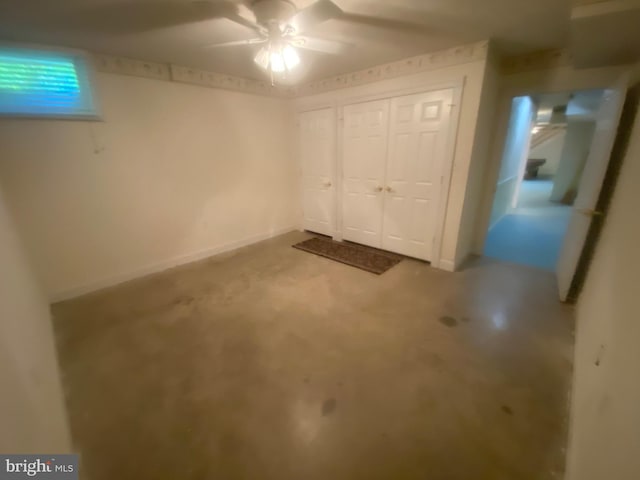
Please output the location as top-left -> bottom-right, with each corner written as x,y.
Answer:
0,186 -> 71,453
565,90 -> 640,480
295,56 -> 489,271
0,72 -> 298,301
550,121 -> 596,202
487,96 -> 535,228
455,53 -> 500,265
534,129 -> 567,176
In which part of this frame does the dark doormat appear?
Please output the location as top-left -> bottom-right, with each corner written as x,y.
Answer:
293,236 -> 403,274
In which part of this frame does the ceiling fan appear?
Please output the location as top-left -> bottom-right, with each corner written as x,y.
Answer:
190,0 -> 440,83
12,0 -> 434,83
199,0 -> 351,83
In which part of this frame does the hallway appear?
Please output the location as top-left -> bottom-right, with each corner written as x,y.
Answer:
484,179 -> 572,271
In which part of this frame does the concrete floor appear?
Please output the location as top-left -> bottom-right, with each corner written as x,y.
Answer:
52,231 -> 574,480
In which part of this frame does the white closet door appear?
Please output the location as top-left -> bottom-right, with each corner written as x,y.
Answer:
342,99 -> 390,248
382,89 -> 453,261
300,108 -> 335,236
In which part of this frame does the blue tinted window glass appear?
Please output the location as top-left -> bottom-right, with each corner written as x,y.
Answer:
0,48 -> 97,118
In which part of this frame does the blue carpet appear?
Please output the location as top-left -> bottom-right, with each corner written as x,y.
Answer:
484,179 -> 571,271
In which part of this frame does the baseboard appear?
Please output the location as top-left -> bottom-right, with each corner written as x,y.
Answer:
496,175 -> 518,187
487,216 -> 502,232
454,252 -> 472,271
438,259 -> 456,272
50,225 -> 297,303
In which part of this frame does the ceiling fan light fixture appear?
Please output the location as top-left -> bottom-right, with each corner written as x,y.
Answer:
270,48 -> 286,72
254,43 -> 300,74
282,44 -> 300,70
253,47 -> 270,70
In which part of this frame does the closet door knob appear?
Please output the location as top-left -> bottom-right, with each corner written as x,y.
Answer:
374,186 -> 383,192
385,186 -> 395,193
324,181 -> 332,188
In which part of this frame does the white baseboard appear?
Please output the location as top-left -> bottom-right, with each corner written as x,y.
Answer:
437,259 -> 456,272
50,225 -> 297,303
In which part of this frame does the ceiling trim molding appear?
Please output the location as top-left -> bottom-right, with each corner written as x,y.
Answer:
501,49 -> 574,74
93,53 -> 295,97
93,41 -> 488,98
294,41 -> 489,97
170,65 -> 296,97
93,54 -> 172,82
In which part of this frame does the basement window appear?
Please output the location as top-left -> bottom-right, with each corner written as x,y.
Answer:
0,47 -> 98,119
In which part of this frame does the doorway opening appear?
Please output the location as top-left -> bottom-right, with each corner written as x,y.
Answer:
484,90 -> 605,271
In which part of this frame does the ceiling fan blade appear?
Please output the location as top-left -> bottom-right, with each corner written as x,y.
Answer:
339,12 -> 431,35
34,0 -> 265,35
291,36 -> 350,55
235,3 -> 259,28
290,0 -> 343,33
192,0 -> 265,35
211,1 -> 265,34
203,37 -> 267,49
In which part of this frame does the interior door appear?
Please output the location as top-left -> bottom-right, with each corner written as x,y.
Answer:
382,89 -> 454,260
342,99 -> 389,248
557,75 -> 628,300
300,108 -> 335,236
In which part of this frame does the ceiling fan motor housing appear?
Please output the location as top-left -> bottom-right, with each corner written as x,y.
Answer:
252,0 -> 297,29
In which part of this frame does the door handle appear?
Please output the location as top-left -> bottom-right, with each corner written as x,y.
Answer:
323,181 -> 332,188
374,186 -> 383,192
576,208 -> 603,218
385,186 -> 395,193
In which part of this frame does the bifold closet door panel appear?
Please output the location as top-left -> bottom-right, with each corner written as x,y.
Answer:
382,89 -> 454,260
300,108 -> 336,237
342,99 -> 389,248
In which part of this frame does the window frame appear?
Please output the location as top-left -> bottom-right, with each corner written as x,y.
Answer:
0,43 -> 102,121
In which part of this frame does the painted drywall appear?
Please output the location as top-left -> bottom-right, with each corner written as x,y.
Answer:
295,56 -> 488,270
565,90 -> 640,480
550,121 -> 595,202
0,187 -> 71,452
0,72 -> 298,300
474,62 -> 633,253
454,52 -> 500,266
534,129 -> 567,176
487,96 -> 535,228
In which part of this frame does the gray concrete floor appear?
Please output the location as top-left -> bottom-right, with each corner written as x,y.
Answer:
52,231 -> 574,480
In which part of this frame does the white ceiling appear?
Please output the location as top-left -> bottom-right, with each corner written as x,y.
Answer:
570,0 -> 640,67
0,0 -> 571,83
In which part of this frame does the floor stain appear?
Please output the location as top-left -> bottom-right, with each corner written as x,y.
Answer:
439,316 -> 458,327
174,295 -> 195,306
501,405 -> 514,415
426,352 -> 444,369
322,398 -> 337,416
